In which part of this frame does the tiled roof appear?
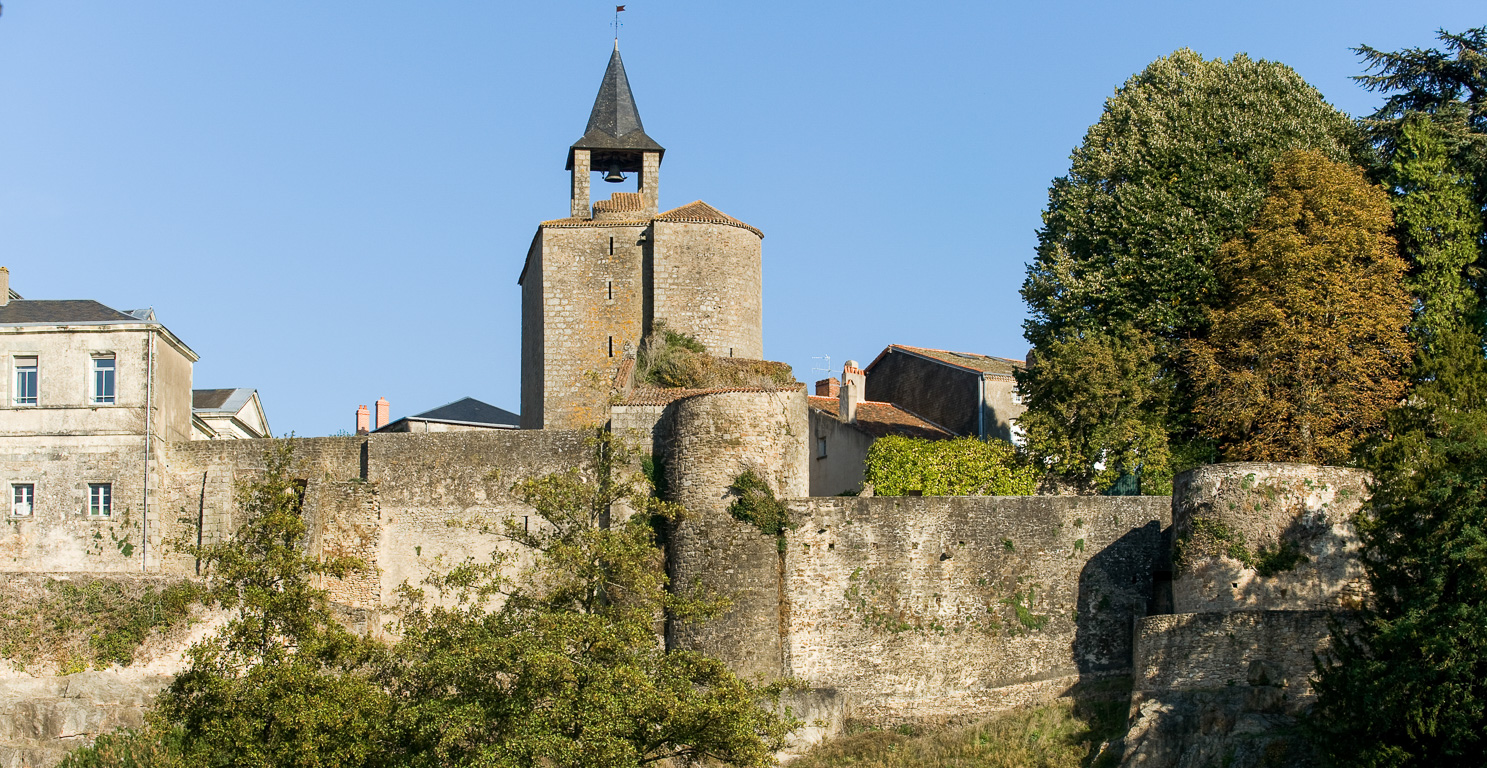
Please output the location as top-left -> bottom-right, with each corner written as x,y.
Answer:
877,345 -> 1024,378
540,217 -> 652,229
654,201 -> 763,238
0,299 -> 139,325
808,396 -> 956,441
619,384 -> 804,408
410,397 -> 519,427
594,192 -> 645,213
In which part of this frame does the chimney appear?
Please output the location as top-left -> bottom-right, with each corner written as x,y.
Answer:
839,360 -> 866,424
815,377 -> 840,397
0,267 -> 9,307
375,397 -> 390,430
356,405 -> 370,435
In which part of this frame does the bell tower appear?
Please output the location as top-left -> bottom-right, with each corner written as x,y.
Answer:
567,41 -> 665,219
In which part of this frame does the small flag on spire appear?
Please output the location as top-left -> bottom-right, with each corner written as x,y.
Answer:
616,5 -> 625,11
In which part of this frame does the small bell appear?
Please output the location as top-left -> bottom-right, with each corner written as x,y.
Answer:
603,165 -> 627,183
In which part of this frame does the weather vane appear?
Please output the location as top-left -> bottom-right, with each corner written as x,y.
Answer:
612,5 -> 625,46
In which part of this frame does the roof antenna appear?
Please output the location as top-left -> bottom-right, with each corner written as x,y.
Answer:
811,355 -> 833,375
612,5 -> 625,49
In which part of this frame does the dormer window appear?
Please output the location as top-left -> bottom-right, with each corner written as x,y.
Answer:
13,357 -> 37,406
91,355 -> 116,405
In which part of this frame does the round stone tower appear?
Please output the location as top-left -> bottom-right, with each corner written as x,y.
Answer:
664,387 -> 808,681
1171,462 -> 1369,613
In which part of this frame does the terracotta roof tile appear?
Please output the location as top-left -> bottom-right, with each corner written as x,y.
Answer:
877,345 -> 1025,378
654,201 -> 763,238
619,383 -> 804,407
594,192 -> 645,213
808,396 -> 955,440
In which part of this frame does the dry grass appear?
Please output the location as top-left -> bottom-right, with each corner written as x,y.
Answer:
635,322 -> 795,390
790,695 -> 1128,768
0,574 -> 207,674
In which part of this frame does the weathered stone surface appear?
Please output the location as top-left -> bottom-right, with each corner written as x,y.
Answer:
0,672 -> 174,768
780,495 -> 1170,726
1172,463 -> 1368,613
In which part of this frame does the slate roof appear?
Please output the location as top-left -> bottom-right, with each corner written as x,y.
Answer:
808,396 -> 956,441
568,45 -> 664,170
193,388 -> 253,412
0,300 -> 140,325
384,397 -> 520,430
873,345 -> 1024,378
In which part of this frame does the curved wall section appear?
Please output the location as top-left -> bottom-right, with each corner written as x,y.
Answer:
1171,462 -> 1369,613
664,388 -> 808,681
650,221 -> 764,360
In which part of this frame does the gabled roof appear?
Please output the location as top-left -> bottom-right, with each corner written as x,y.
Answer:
192,388 -> 271,438
868,345 -> 1024,378
0,299 -> 139,325
567,45 -> 664,169
807,396 -> 956,441
381,397 -> 519,430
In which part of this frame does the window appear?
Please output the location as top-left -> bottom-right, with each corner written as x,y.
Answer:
92,355 -> 116,405
12,484 -> 33,517
13,357 -> 36,406
817,437 -> 828,459
88,483 -> 111,518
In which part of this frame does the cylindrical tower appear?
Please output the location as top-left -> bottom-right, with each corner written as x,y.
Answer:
1171,462 -> 1369,613
664,387 -> 807,681
650,209 -> 764,360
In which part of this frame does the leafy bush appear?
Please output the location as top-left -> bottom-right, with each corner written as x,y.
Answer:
728,470 -> 789,537
0,576 -> 206,673
865,436 -> 1038,496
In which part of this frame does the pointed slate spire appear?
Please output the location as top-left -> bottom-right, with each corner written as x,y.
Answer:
567,43 -> 664,171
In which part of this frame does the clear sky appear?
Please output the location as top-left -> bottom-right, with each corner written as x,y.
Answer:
1,2 -> 1481,436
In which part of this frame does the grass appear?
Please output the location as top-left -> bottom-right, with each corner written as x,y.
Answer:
0,575 -> 207,674
790,693 -> 1128,768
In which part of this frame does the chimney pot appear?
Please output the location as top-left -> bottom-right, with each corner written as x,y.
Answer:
356,404 -> 370,435
839,361 -> 866,424
375,397 -> 390,430
0,267 -> 9,307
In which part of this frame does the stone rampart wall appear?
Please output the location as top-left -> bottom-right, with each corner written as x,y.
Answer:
779,495 -> 1171,725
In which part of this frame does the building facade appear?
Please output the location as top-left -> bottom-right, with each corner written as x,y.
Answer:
0,269 -> 197,571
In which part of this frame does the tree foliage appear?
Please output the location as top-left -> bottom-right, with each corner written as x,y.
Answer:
1187,150 -> 1412,464
1020,49 -> 1362,480
1391,115 -> 1484,345
1014,324 -> 1173,494
1311,327 -> 1487,766
864,435 -> 1038,497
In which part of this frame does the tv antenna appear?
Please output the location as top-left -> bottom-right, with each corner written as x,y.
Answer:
810,355 -> 833,376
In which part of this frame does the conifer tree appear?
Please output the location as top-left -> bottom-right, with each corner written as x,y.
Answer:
1186,150 -> 1412,464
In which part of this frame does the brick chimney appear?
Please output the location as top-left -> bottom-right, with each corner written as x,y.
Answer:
815,377 -> 840,397
0,267 -> 9,307
839,361 -> 865,424
375,397 -> 390,430
356,405 -> 370,435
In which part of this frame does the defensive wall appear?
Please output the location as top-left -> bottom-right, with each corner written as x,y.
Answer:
1116,462 -> 1368,768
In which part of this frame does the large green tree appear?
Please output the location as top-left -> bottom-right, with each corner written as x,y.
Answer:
1019,50 -> 1363,480
1186,150 -> 1412,464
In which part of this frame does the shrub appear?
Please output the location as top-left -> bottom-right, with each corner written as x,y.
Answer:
865,436 -> 1037,496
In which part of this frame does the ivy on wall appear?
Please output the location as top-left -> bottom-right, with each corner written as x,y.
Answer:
864,436 -> 1038,497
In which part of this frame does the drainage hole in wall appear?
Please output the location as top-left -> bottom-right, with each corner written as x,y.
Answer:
939,552 -> 951,561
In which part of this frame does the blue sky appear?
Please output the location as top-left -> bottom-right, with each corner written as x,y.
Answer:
1,2 -> 1481,436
